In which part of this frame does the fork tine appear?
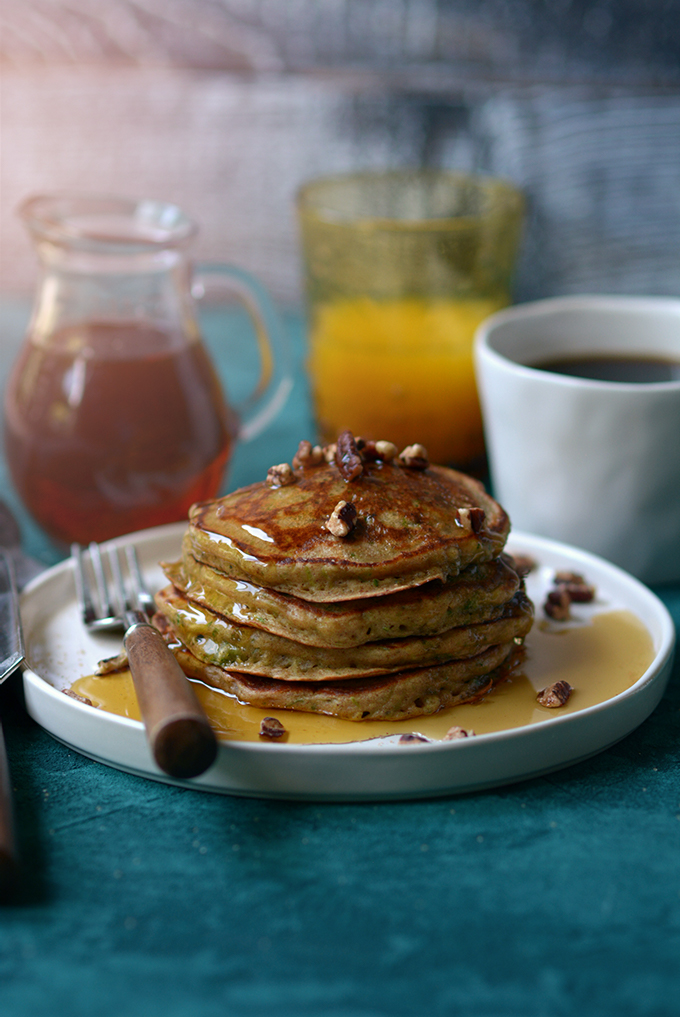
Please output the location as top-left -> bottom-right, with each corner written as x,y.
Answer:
71,543 -> 122,632
71,543 -> 98,628
124,545 -> 155,619
88,541 -> 116,621
107,546 -> 130,618
72,538 -> 217,777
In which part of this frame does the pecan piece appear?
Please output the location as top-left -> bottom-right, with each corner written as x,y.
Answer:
335,430 -> 364,481
292,440 -> 324,469
442,726 -> 475,740
374,440 -> 398,461
536,681 -> 573,708
266,462 -> 296,488
398,444 -> 429,469
509,554 -> 536,577
554,570 -> 585,584
544,588 -> 571,621
259,717 -> 287,739
358,440 -> 380,461
457,507 -> 486,534
357,439 -> 399,463
556,580 -> 596,603
95,649 -> 129,675
322,443 -> 337,463
64,689 -> 94,706
325,500 -> 358,537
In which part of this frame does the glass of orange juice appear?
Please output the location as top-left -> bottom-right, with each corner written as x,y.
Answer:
296,170 -> 524,474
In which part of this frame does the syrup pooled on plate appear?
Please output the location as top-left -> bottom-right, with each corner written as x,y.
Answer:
4,320 -> 235,544
70,609 -> 655,744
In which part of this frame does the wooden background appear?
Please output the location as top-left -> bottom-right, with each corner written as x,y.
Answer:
1,0 -> 680,307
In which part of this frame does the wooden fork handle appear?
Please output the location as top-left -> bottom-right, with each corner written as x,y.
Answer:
124,623 -> 218,779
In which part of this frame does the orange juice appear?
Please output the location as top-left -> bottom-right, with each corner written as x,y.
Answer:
308,295 -> 505,467
297,171 -> 524,470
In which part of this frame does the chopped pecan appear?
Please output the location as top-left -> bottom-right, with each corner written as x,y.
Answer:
335,430 -> 364,481
536,681 -> 573,708
292,440 -> 324,469
324,500 -> 358,537
442,726 -> 475,740
266,462 -> 296,488
554,570 -> 585,584
457,507 -> 486,534
509,554 -> 536,577
544,587 -> 571,621
374,440 -> 398,461
398,444 -> 429,470
359,440 -> 380,461
322,443 -> 337,463
259,716 -> 287,739
556,580 -> 596,603
357,439 -> 400,463
95,649 -> 129,675
64,689 -> 94,706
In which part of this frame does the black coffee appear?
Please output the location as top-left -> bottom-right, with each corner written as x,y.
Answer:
532,354 -> 680,383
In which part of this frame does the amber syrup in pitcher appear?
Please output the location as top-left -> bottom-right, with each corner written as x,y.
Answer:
4,320 -> 236,545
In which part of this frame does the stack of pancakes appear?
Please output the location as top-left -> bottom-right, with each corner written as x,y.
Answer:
153,434 -> 533,722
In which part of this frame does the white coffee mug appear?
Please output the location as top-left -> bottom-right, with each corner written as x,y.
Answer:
473,295 -> 680,584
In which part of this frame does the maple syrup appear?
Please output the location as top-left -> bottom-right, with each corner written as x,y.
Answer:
4,321 -> 236,544
70,609 -> 655,744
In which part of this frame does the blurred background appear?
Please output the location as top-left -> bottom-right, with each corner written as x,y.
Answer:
1,0 -> 680,308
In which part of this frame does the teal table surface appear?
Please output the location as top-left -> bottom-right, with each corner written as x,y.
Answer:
1,299 -> 680,1017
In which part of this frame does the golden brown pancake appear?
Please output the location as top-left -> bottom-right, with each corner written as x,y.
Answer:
142,435 -> 532,724
167,638 -> 517,722
187,459 -> 509,602
154,584 -> 533,680
161,546 -> 521,647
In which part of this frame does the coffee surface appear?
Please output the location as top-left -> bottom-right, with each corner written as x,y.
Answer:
533,354 -> 680,383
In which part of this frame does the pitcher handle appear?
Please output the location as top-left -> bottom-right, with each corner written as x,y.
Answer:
193,263 -> 293,442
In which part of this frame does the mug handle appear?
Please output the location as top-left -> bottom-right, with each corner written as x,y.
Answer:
192,263 -> 293,442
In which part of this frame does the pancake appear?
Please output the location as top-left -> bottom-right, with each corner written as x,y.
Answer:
161,546 -> 521,647
154,584 -> 533,680
165,638 -> 518,722
139,434 -> 533,724
186,455 -> 509,602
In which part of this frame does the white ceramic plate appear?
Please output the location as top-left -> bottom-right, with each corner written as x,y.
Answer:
20,524 -> 675,801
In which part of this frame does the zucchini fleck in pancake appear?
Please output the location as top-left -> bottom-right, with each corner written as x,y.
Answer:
154,584 -> 533,680
161,546 -> 521,647
165,638 -> 518,722
148,433 -> 533,723
186,435 -> 509,602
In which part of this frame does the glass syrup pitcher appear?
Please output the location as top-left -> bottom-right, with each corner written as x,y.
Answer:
3,194 -> 291,545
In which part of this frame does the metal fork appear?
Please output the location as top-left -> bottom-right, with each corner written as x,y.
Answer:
72,542 -> 217,779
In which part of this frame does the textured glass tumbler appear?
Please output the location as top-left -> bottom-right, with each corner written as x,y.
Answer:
297,170 -> 524,472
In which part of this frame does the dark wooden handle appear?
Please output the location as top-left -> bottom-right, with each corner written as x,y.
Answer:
124,624 -> 218,779
0,722 -> 18,897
